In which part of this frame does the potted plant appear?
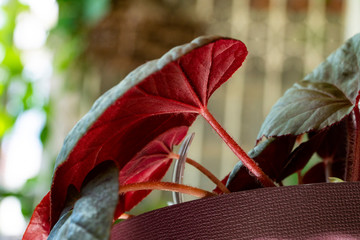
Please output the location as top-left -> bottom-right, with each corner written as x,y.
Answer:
23,34 -> 360,239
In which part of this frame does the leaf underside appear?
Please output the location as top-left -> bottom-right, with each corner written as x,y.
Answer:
25,36 -> 248,238
48,161 -> 119,240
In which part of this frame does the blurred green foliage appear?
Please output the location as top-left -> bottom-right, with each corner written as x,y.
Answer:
0,0 -> 48,221
0,0 -> 27,138
0,0 -> 112,223
51,0 -> 110,73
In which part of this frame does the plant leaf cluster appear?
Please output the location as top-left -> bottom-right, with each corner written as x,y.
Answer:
24,33 -> 360,239
228,33 -> 360,190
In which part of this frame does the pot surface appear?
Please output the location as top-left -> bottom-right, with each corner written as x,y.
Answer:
111,182 -> 360,239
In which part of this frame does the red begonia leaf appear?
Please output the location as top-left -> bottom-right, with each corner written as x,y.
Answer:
24,36 -> 247,236
23,192 -> 51,240
115,126 -> 187,217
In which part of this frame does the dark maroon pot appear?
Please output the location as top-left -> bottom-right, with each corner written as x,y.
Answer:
111,182 -> 360,239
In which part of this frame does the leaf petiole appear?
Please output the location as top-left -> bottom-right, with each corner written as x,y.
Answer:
169,152 -> 230,194
201,108 -> 276,187
119,182 -> 216,199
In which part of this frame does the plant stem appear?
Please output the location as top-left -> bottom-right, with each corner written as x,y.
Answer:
169,153 -> 230,193
201,108 -> 275,187
323,157 -> 331,183
119,182 -> 216,198
350,106 -> 360,181
297,171 -> 302,184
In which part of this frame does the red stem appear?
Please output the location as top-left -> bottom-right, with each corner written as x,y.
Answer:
201,108 -> 275,187
323,157 -> 332,183
350,106 -> 360,181
119,182 -> 216,198
297,171 -> 303,184
169,152 -> 230,193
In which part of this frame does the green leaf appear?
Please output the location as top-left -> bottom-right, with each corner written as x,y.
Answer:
258,81 -> 353,138
48,161 -> 119,240
304,33 -> 360,104
258,33 -> 360,139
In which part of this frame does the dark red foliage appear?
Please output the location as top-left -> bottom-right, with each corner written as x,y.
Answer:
116,126 -> 187,217
23,192 -> 51,239
227,136 -> 296,192
50,37 -> 246,226
24,37 -> 248,239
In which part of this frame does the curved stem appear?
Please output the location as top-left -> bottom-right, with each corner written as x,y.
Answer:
119,182 -> 216,198
169,152 -> 230,193
201,108 -> 275,187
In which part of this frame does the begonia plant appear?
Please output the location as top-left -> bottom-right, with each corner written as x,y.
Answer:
23,33 -> 360,239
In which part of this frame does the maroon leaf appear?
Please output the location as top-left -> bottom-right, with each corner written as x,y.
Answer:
303,119 -> 348,182
302,162 -> 326,184
116,126 -> 187,217
277,131 -> 325,181
227,136 -> 296,192
41,36 -> 248,229
302,161 -> 345,184
309,119 -> 347,162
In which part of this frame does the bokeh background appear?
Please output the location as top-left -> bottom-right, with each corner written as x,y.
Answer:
0,0 -> 360,238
